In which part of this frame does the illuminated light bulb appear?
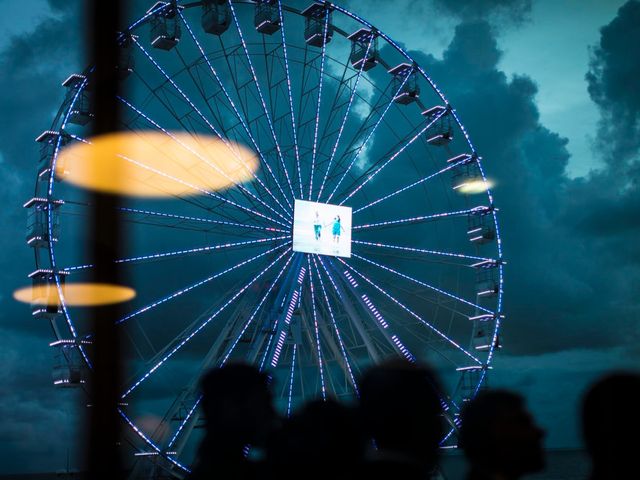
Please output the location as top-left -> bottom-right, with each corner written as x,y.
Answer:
56,131 -> 258,197
456,178 -> 495,194
14,283 -> 136,307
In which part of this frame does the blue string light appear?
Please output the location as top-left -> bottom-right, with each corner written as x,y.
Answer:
122,247 -> 292,399
316,34 -> 375,201
116,96 -> 291,223
227,1 -> 296,206
337,257 -> 482,365
312,256 -> 359,394
117,243 -> 289,326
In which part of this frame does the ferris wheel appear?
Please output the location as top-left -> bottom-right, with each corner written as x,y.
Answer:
26,0 -> 504,475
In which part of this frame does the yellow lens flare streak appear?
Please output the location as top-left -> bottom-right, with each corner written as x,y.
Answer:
455,178 -> 495,194
14,283 -> 136,307
56,131 -> 258,197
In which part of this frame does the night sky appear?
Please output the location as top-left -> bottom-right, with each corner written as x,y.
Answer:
1,0 -> 639,474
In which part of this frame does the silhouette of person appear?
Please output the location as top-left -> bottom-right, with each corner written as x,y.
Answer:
266,399 -> 366,480
188,363 -> 277,480
459,390 -> 545,480
582,372 -> 640,480
358,359 -> 444,479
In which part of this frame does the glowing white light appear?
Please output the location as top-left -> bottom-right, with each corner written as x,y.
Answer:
455,178 -> 495,194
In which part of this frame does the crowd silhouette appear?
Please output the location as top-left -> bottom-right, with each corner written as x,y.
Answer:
187,362 -> 639,480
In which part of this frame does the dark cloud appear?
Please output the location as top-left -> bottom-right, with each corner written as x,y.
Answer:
555,1 -> 640,342
0,2 -> 83,473
0,0 -> 84,336
0,1 -> 82,276
47,0 -> 78,13
0,328 -> 82,473
398,18 -> 640,355
586,1 -> 640,117
585,0 -> 640,172
563,3 -> 640,272
431,0 -> 532,25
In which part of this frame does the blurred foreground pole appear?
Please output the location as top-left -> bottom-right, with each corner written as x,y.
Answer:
86,0 -> 125,479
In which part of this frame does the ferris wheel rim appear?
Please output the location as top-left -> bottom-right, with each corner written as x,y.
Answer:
35,0 -> 505,470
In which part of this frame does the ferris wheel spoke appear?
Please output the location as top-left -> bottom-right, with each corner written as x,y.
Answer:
220,252 -> 295,366
131,37 -> 293,219
352,240 -> 492,263
261,259 -> 306,371
178,11 -> 296,215
166,395 -> 202,450
277,0 -> 304,199
125,70 -> 252,214
116,242 -> 289,327
338,107 -> 448,205
351,252 -> 492,314
325,256 -> 417,363
337,257 -> 483,366
286,343 -> 297,417
307,9 -> 331,200
324,72 -> 412,204
214,38 -> 295,213
66,236 -> 288,272
353,208 -> 478,231
117,96 -> 291,224
65,198 -> 283,236
312,256 -> 359,394
226,1 -> 296,205
315,255 -> 385,364
352,160 -> 464,214
58,150 -> 278,232
69,133 -> 288,228
116,206 -> 288,235
122,247 -> 292,399
307,256 -> 327,400
118,409 -> 188,472
316,37 -> 374,202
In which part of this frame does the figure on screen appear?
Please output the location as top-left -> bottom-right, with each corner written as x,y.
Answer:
313,211 -> 322,240
332,215 -> 345,249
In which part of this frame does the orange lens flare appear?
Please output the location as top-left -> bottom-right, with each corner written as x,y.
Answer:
56,131 -> 258,197
14,283 -> 136,307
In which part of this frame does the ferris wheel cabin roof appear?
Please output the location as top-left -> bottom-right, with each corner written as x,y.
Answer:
447,153 -> 476,164
35,130 -> 62,143
387,62 -> 415,77
147,1 -> 183,17
471,259 -> 503,269
50,339 -> 92,347
347,28 -> 375,43
301,3 -> 334,18
28,268 -> 69,279
61,73 -> 86,89
422,105 -> 448,118
23,197 -> 64,209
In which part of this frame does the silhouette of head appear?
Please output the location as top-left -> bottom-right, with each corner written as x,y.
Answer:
200,363 -> 275,449
359,359 -> 443,470
459,390 -> 544,479
267,399 -> 365,480
582,372 -> 640,479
